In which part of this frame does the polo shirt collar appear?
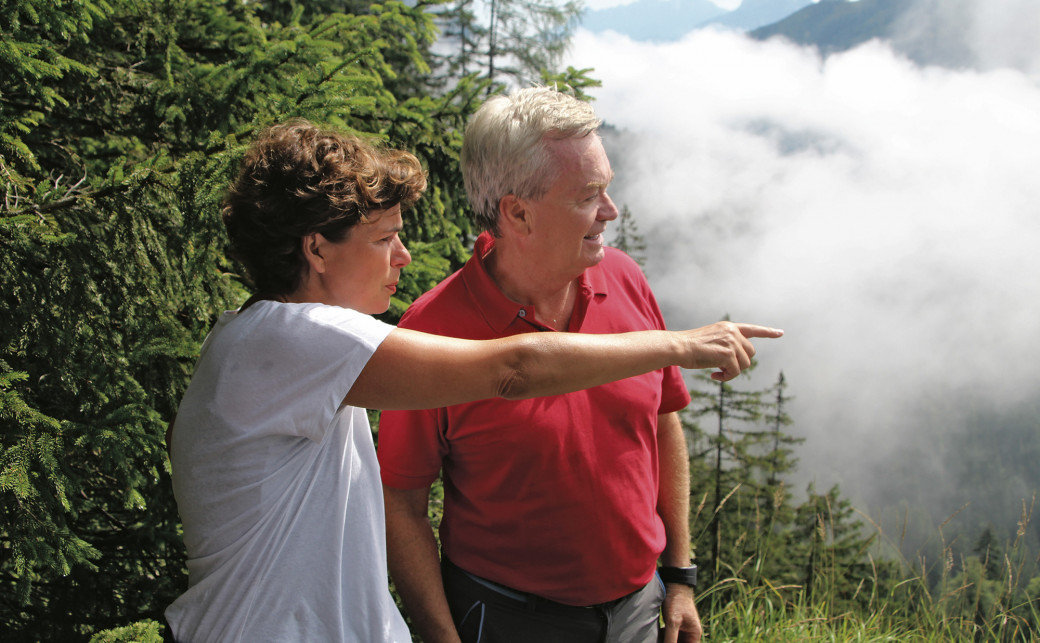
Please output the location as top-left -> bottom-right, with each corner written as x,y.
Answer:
463,232 -> 609,334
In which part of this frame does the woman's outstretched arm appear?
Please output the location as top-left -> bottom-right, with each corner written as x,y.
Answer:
344,321 -> 783,411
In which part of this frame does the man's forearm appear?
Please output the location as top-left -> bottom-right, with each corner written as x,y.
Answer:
656,412 -> 704,642
657,412 -> 692,566
384,487 -> 461,643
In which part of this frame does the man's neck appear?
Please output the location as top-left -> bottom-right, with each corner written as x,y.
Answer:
485,245 -> 580,329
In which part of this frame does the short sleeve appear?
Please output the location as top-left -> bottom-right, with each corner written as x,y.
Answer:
378,406 -> 448,489
204,302 -> 395,443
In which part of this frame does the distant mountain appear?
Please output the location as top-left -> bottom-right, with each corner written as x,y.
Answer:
578,0 -> 727,42
749,0 -> 986,71
583,0 -> 1028,75
751,0 -> 908,53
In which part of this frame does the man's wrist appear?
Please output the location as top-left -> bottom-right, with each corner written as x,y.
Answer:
658,564 -> 698,588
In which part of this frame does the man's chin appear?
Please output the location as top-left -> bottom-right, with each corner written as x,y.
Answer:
582,248 -> 607,269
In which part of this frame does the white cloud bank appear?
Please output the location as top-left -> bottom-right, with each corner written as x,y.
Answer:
565,25 -> 1040,508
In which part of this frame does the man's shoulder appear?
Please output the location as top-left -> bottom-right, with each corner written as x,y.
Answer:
398,268 -> 470,332
603,246 -> 643,270
600,246 -> 651,288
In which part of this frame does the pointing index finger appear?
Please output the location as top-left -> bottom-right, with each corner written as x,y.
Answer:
736,324 -> 784,339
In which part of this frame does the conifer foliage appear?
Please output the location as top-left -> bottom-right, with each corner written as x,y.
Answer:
683,365 -> 880,612
1,0 -> 482,638
610,204 -> 648,270
433,0 -> 583,87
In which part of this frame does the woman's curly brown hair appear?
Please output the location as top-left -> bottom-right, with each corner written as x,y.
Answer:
222,119 -> 428,296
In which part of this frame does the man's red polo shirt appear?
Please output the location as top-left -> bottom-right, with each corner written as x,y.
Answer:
378,232 -> 691,606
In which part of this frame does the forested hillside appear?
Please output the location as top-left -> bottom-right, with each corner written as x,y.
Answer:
750,0 -> 907,54
750,0 -> 1031,73
2,0 -> 1037,641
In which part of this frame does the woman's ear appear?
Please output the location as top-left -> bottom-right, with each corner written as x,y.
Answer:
301,232 -> 327,273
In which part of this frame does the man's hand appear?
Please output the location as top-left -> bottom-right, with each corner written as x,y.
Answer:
680,322 -> 783,381
661,583 -> 702,643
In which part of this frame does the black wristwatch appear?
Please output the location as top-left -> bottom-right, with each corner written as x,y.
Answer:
658,564 -> 698,587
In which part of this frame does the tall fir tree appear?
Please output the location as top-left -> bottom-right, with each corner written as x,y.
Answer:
434,0 -> 489,80
0,0 -> 486,638
684,361 -> 765,583
787,483 -> 879,611
744,371 -> 803,589
610,204 -> 648,270
433,0 -> 583,88
684,364 -> 815,600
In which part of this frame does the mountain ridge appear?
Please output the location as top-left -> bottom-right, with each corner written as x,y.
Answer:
750,0 -> 999,72
582,0 -> 1020,75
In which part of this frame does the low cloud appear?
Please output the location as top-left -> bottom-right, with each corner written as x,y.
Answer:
566,23 -> 1040,513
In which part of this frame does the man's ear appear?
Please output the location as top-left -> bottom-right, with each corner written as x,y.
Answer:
301,232 -> 327,273
498,194 -> 531,235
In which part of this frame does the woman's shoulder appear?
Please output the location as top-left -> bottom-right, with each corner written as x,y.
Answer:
235,300 -> 393,345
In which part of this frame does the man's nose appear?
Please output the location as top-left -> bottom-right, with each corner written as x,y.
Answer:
599,193 -> 619,221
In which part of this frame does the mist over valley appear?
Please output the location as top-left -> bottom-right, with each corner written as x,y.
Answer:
570,0 -> 1040,556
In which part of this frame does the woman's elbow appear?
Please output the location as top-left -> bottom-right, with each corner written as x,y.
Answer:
490,336 -> 546,400
497,368 -> 531,400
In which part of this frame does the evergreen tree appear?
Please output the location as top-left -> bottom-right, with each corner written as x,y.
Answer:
1,0 -> 485,637
746,371 -> 802,588
938,523 -> 1035,634
974,525 -> 1004,580
434,0 -> 583,87
766,372 -> 800,486
684,365 -> 823,604
788,483 -> 878,611
488,0 -> 582,86
435,0 -> 489,80
610,204 -> 647,270
684,362 -> 765,583
539,64 -> 602,101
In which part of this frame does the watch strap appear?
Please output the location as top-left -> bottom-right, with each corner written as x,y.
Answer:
658,564 -> 698,587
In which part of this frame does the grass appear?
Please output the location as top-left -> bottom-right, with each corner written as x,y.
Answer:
698,578 -> 1038,641
690,492 -> 1040,642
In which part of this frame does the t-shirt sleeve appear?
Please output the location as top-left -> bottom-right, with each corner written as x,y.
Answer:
659,365 -> 691,415
223,303 -> 394,443
287,305 -> 394,441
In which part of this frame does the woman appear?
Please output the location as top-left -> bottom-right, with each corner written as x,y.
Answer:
164,120 -> 779,642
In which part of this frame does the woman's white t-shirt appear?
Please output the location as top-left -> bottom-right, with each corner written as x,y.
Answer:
165,301 -> 409,642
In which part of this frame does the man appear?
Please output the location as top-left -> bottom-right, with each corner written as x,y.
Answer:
378,87 -> 710,643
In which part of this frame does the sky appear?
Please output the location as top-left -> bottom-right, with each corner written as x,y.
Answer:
584,0 -> 739,14
564,1 -> 1040,518
582,0 -> 817,16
